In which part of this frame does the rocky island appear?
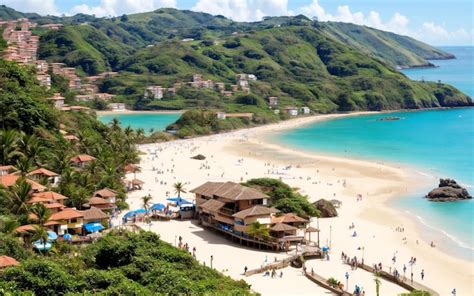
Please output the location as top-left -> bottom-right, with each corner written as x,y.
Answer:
426,179 -> 472,201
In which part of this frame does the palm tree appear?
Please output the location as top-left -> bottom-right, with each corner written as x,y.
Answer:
142,194 -> 152,212
5,178 -> 33,217
29,225 -> 49,252
19,133 -> 45,166
69,187 -> 90,210
0,216 -> 19,234
247,221 -> 270,239
173,182 -> 187,198
15,155 -> 34,176
0,129 -> 20,164
109,118 -> 121,131
374,274 -> 382,296
30,203 -> 51,226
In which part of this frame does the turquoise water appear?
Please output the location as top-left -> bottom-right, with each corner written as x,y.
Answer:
275,47 -> 474,260
98,113 -> 181,134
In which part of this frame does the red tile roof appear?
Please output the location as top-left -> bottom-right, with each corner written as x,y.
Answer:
49,208 -> 83,221
45,202 -> 65,209
70,154 -> 96,163
28,168 -> 58,177
33,191 -> 68,201
0,174 -> 46,191
0,256 -> 20,268
15,224 -> 35,233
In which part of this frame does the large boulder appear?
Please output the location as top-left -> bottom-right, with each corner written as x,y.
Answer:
426,179 -> 472,202
313,199 -> 338,217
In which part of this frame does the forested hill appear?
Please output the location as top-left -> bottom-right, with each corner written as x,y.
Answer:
1,6 -> 471,114
1,6 -> 453,69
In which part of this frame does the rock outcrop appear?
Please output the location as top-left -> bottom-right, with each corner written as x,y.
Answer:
426,179 -> 472,202
313,199 -> 338,217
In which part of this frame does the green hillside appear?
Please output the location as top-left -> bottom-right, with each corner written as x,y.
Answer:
101,26 -> 470,114
321,22 -> 454,68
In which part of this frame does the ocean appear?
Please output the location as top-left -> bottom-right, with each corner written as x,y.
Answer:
274,46 -> 473,260
98,112 -> 181,134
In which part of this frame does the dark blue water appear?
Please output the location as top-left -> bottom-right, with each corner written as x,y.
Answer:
275,47 -> 474,259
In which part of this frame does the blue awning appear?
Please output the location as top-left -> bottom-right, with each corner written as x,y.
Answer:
167,197 -> 192,206
84,222 -> 104,233
63,233 -> 72,241
151,203 -> 165,211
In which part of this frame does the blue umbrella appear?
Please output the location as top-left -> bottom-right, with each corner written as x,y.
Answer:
123,210 -> 136,220
134,208 -> 147,214
151,203 -> 165,211
63,233 -> 72,241
47,231 -> 58,241
322,246 -> 329,252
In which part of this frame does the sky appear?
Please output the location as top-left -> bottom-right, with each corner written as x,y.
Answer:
1,0 -> 472,46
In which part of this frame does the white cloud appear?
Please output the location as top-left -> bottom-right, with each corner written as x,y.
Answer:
299,0 -> 472,45
0,0 -> 58,15
192,0 -> 290,22
70,0 -> 177,17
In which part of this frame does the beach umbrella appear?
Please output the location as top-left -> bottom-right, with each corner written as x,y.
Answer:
84,222 -> 105,233
63,233 -> 72,241
47,231 -> 58,241
322,246 -> 329,252
150,203 -> 165,211
134,208 -> 147,215
123,210 -> 136,221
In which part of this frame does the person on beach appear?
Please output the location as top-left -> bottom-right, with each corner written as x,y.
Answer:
421,269 -> 425,280
244,266 -> 248,274
451,288 -> 456,295
279,271 -> 283,278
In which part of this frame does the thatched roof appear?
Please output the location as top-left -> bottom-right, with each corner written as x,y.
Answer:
305,226 -> 320,233
94,188 -> 117,198
191,181 -> 268,201
80,207 -> 109,221
233,205 -> 279,219
270,223 -> 297,232
272,213 -> 308,224
200,199 -> 225,213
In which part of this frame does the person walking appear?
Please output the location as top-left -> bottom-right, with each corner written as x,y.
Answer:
421,269 -> 425,280
244,266 -> 248,274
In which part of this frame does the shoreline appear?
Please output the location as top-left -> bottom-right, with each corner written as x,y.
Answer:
122,111 -> 473,295
260,111 -> 474,262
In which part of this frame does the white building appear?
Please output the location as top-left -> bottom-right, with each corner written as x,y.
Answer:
301,106 -> 311,115
145,86 -> 163,100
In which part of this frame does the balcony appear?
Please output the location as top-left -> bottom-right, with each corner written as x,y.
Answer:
218,207 -> 235,217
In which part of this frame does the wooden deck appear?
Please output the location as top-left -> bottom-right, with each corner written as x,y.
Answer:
346,261 -> 439,296
202,221 -> 279,250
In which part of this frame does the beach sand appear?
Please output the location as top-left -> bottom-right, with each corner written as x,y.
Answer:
119,113 -> 473,296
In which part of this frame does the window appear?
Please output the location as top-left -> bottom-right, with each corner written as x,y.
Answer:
70,218 -> 77,223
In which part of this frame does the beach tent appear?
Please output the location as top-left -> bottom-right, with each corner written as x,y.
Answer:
47,231 -> 58,241
84,222 -> 104,233
63,233 -> 72,241
150,203 -> 166,211
167,197 -> 193,206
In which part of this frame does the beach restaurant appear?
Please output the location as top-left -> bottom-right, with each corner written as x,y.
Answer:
191,181 -> 310,250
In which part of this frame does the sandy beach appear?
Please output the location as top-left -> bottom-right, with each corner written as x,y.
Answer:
119,113 -> 473,296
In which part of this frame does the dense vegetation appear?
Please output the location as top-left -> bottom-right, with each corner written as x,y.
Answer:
243,178 -> 320,218
0,230 -> 253,295
0,60 -> 141,214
